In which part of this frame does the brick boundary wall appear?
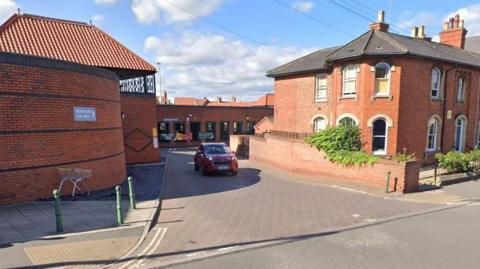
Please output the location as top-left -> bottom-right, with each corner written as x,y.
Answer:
249,134 -> 419,193
0,52 -> 126,204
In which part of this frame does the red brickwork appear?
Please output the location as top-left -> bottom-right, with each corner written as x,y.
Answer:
0,54 -> 126,204
273,56 -> 480,165
157,105 -> 273,148
250,135 -> 419,193
121,95 -> 160,164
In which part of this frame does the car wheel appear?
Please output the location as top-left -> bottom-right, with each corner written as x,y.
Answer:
231,171 -> 238,176
194,164 -> 199,171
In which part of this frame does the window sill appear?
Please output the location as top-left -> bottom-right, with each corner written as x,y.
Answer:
429,97 -> 444,102
339,95 -> 358,100
456,99 -> 465,104
424,149 -> 440,155
371,95 -> 393,100
314,99 -> 328,103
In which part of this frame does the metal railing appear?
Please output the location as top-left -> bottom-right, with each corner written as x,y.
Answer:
269,130 -> 312,140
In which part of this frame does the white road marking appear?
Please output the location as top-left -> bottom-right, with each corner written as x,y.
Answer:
217,246 -> 237,252
41,224 -> 143,239
186,251 -> 206,257
118,227 -> 167,269
363,218 -> 377,222
331,185 -> 368,195
352,214 -> 360,218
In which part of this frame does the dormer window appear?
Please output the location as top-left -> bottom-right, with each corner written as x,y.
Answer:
342,65 -> 358,97
374,62 -> 391,96
431,68 -> 442,98
456,75 -> 465,101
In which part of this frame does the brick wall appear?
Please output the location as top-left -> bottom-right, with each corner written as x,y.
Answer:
0,53 -> 126,204
250,135 -> 419,193
121,95 -> 160,164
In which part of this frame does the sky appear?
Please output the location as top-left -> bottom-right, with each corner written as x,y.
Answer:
1,0 -> 480,101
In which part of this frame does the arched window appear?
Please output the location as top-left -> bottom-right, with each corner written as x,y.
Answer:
456,76 -> 465,101
426,117 -> 440,151
431,68 -> 441,98
454,116 -> 467,152
342,65 -> 358,97
339,117 -> 357,127
313,117 -> 327,132
372,118 -> 387,155
375,62 -> 391,96
315,75 -> 328,102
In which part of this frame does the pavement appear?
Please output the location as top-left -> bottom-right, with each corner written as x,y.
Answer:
120,148 -> 454,268
167,202 -> 480,269
0,162 -> 164,269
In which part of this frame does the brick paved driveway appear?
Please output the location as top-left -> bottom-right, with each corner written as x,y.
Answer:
144,148 -> 439,266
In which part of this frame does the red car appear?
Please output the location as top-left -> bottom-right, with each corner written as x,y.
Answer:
194,143 -> 238,175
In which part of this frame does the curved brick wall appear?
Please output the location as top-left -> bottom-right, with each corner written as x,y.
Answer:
0,52 -> 126,204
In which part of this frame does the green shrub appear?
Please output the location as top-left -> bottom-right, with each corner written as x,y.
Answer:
393,150 -> 416,163
305,125 -> 377,166
435,151 -> 472,173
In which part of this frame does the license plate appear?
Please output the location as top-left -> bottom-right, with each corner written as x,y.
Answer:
217,165 -> 229,170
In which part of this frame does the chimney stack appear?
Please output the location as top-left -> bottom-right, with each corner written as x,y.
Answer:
216,96 -> 222,102
439,14 -> 468,49
369,10 -> 389,32
231,96 -> 237,102
411,25 -> 432,41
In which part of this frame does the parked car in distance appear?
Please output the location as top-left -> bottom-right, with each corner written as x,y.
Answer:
194,143 -> 238,175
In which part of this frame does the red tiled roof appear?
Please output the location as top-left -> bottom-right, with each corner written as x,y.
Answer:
174,97 -> 208,106
0,14 -> 155,72
173,94 -> 274,107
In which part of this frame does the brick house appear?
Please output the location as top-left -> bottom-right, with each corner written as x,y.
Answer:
267,11 -> 480,165
157,94 -> 273,147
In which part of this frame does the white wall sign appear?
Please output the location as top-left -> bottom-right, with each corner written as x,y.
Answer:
74,107 -> 96,122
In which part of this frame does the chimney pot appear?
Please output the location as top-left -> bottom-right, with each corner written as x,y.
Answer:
411,27 -> 418,37
418,25 -> 425,37
377,10 -> 385,23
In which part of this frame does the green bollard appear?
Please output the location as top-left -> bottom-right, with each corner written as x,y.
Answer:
53,189 -> 63,233
116,186 -> 124,225
128,176 -> 136,209
385,171 -> 391,193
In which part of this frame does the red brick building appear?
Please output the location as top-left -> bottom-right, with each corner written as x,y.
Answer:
157,95 -> 274,147
0,14 -> 159,204
267,11 -> 480,166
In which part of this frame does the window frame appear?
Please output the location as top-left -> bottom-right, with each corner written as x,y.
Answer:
372,118 -> 388,155
426,117 -> 440,152
314,74 -> 328,102
342,65 -> 358,97
431,67 -> 442,99
374,62 -> 391,97
313,116 -> 327,132
456,75 -> 466,102
454,115 -> 467,152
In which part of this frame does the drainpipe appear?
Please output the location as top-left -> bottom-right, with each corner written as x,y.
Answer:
440,66 -> 456,151
475,74 -> 480,148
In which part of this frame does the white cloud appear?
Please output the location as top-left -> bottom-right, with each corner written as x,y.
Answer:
94,0 -> 118,5
447,3 -> 480,36
292,1 -> 314,13
0,0 -> 18,24
91,14 -> 105,26
132,0 -> 223,24
396,11 -> 439,32
144,31 -> 317,99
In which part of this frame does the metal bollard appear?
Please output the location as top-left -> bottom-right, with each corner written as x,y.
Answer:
116,186 -> 123,225
128,176 -> 136,209
385,171 -> 391,193
53,189 -> 64,233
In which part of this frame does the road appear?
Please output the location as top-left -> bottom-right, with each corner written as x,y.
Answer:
168,203 -> 480,269
120,148 -> 444,268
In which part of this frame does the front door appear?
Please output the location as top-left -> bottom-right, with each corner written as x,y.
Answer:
191,122 -> 201,141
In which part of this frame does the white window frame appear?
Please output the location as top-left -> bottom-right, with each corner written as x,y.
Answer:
313,116 -> 327,132
426,116 -> 440,152
431,68 -> 442,98
372,118 -> 388,155
454,116 -> 467,152
374,62 -> 391,96
342,65 -> 358,97
456,76 -> 465,101
315,75 -> 328,102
